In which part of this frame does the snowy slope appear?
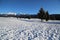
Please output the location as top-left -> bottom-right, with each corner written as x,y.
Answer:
0,17 -> 60,40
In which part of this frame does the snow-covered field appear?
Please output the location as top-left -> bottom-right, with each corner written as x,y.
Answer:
0,17 -> 60,40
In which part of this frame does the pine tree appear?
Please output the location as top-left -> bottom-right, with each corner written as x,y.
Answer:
45,11 -> 49,21
37,8 -> 45,22
28,15 -> 31,19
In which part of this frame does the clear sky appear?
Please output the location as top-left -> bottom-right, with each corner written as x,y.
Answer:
0,0 -> 60,14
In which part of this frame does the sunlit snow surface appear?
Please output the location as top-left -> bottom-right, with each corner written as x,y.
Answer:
0,17 -> 60,40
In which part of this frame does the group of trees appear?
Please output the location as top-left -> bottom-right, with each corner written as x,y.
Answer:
26,8 -> 49,21
37,8 -> 49,21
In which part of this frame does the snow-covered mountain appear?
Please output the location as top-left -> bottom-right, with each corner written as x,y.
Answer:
6,12 -> 16,15
0,12 -> 17,17
0,17 -> 60,40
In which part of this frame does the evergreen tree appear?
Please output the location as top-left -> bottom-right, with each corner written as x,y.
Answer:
45,11 -> 49,21
37,8 -> 45,22
28,16 -> 31,19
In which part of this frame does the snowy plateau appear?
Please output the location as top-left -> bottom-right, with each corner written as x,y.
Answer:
0,17 -> 60,40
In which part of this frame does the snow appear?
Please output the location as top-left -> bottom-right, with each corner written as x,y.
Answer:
0,17 -> 60,40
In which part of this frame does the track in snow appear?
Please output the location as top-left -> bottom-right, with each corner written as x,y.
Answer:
0,17 -> 60,40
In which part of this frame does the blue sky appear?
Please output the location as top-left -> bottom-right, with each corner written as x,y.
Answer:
0,0 -> 60,14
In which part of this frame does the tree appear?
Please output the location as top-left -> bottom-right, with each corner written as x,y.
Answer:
28,15 -> 31,19
37,8 -> 45,22
45,11 -> 49,21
